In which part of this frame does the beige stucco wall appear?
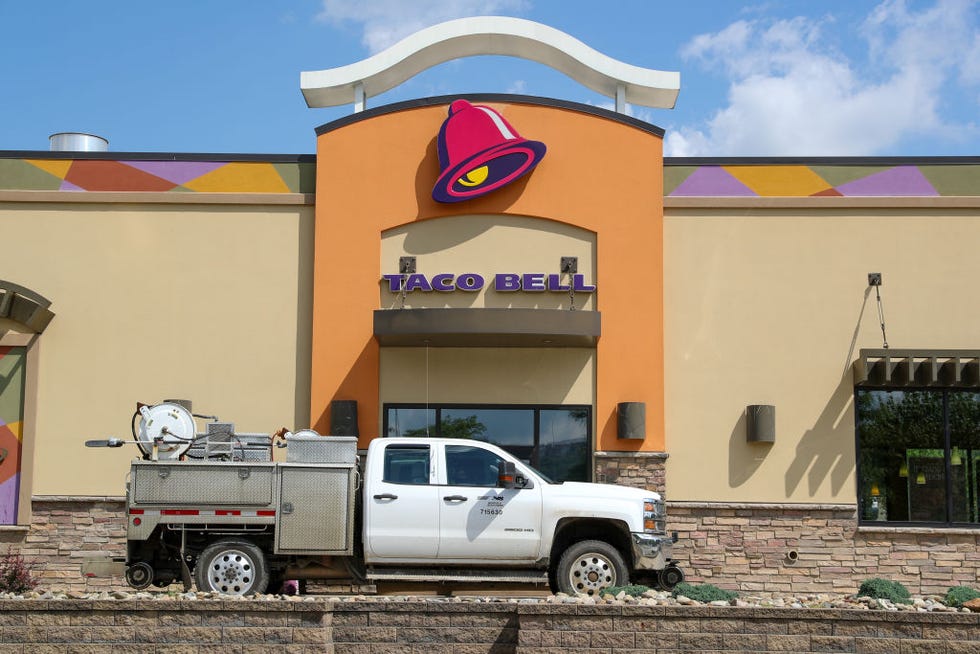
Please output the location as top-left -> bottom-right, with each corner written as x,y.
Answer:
379,215 -> 596,310
1,199 -> 314,497
381,347 -> 594,404
663,206 -> 980,503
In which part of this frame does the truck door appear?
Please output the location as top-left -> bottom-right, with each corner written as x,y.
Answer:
437,443 -> 543,560
365,442 -> 440,559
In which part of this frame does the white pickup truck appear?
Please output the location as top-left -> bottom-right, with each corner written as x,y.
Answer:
100,402 -> 682,596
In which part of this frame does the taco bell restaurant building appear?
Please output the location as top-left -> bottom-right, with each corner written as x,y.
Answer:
2,18 -> 980,594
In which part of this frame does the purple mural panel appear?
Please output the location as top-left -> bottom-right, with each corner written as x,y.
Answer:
670,167 -> 756,196
59,180 -> 85,191
0,475 -> 18,524
122,161 -> 226,185
837,166 -> 939,196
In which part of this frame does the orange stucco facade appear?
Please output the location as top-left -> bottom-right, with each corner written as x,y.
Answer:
310,98 -> 665,452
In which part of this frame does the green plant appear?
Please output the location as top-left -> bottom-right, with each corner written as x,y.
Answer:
0,553 -> 39,594
857,578 -> 911,604
944,586 -> 980,608
671,582 -> 737,603
601,584 -> 649,598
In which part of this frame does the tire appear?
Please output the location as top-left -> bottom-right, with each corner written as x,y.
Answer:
658,564 -> 684,590
125,561 -> 153,590
194,538 -> 269,596
555,540 -> 628,597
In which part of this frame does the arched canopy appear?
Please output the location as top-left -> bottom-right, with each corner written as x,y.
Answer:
301,16 -> 680,112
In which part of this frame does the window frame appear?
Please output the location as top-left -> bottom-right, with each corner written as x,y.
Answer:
855,385 -> 980,529
0,330 -> 39,527
382,403 -> 593,482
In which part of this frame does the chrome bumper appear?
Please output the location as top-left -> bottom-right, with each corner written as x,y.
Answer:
631,532 -> 674,570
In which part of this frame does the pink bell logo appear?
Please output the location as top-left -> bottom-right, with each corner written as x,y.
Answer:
433,100 -> 547,203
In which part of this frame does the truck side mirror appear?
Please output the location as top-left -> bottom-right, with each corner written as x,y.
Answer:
497,461 -> 519,489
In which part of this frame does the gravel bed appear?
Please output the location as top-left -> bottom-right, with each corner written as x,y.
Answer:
0,589 -> 972,612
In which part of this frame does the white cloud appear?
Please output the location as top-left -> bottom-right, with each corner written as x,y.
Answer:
666,0 -> 980,156
317,0 -> 530,53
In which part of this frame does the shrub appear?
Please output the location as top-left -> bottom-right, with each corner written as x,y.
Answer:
944,586 -> 980,608
671,581 -> 737,603
601,584 -> 649,598
0,552 -> 39,594
857,578 -> 911,604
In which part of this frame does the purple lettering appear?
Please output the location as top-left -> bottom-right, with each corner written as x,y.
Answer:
382,274 -> 403,293
522,273 -> 546,291
456,273 -> 485,291
431,273 -> 455,292
548,274 -> 570,292
495,273 -> 521,292
404,273 -> 432,292
572,274 -> 596,292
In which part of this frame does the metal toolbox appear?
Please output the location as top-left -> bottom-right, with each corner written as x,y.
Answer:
130,461 -> 275,506
286,432 -> 357,464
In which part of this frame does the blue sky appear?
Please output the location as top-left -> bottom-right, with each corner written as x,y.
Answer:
1,0 -> 977,156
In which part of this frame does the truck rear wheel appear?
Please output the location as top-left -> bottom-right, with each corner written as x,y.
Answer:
555,540 -> 627,596
194,538 -> 269,596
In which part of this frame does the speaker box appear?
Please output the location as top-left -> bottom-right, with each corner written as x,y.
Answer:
746,404 -> 775,443
617,402 -> 646,440
330,400 -> 359,437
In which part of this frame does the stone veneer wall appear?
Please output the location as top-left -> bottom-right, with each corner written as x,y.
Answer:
5,494 -> 980,596
668,502 -> 980,596
593,451 -> 667,494
0,599 -> 977,653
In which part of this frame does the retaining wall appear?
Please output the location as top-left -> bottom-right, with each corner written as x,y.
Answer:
0,599 -> 977,653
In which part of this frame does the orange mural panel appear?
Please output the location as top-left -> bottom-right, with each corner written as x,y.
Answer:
311,100 -> 664,452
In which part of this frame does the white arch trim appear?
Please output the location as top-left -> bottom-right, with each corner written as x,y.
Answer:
301,16 -> 680,112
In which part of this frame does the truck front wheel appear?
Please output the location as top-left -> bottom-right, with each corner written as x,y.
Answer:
194,539 -> 269,596
555,540 -> 628,596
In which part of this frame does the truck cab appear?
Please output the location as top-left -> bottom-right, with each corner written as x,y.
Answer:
363,437 -> 680,595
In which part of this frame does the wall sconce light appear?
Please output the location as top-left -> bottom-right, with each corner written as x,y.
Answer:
899,461 -> 908,477
916,472 -> 927,485
952,447 -> 963,466
617,402 -> 646,440
746,405 -> 775,443
399,256 -> 417,274
870,484 -> 881,497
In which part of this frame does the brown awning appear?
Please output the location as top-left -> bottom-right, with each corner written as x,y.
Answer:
373,308 -> 600,347
854,349 -> 980,388
0,280 -> 55,334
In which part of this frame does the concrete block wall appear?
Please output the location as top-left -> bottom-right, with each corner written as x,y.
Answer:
0,600 -> 977,652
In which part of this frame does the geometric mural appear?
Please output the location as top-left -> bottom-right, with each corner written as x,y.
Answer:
0,155 -> 977,198
0,346 -> 25,525
0,158 -> 316,194
664,162 -> 980,197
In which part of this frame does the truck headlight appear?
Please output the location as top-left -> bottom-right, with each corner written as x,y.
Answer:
643,497 -> 666,533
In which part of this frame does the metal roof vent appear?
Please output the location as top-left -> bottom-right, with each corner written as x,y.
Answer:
49,132 -> 109,152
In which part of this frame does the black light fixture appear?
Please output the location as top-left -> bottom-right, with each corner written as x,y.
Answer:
746,404 -> 775,443
617,402 -> 646,440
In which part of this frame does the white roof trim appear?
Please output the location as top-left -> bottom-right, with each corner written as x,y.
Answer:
301,16 -> 680,111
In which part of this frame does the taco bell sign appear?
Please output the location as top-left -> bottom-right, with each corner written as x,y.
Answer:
382,272 -> 595,293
